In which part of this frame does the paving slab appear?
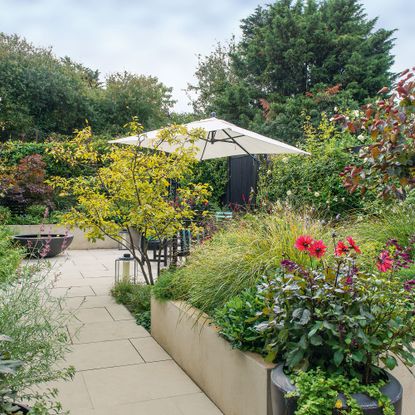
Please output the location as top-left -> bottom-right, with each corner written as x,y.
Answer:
106,304 -> 134,320
72,307 -> 114,324
68,320 -> 150,344
82,360 -> 200,408
62,295 -> 117,311
38,373 -> 93,412
171,393 -> 224,415
130,337 -> 171,362
51,285 -> 96,298
64,339 -> 144,371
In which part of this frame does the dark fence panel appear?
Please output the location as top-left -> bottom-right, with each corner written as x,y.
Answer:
226,155 -> 259,206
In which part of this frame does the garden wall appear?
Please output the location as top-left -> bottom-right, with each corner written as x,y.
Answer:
8,225 -> 118,250
152,299 -> 415,415
151,299 -> 276,415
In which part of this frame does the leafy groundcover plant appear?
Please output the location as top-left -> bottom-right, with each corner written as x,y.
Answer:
111,281 -> 151,330
254,234 -> 415,414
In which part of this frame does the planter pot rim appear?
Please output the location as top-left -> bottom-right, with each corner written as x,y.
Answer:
13,234 -> 73,239
12,234 -> 74,258
271,363 -> 403,410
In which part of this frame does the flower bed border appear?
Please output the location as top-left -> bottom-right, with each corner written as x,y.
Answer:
151,298 -> 276,415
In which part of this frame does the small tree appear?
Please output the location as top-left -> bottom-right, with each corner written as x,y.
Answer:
0,154 -> 53,210
337,68 -> 415,199
49,121 -> 210,285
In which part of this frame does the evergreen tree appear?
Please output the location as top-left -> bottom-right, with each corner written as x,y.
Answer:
189,0 -> 395,144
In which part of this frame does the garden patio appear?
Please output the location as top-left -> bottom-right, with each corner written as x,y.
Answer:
1,2 -> 415,414
42,249 -> 222,415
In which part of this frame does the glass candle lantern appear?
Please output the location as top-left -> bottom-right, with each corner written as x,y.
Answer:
118,229 -> 129,250
115,253 -> 138,284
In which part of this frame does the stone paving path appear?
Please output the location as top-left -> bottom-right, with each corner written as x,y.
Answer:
45,249 -> 222,415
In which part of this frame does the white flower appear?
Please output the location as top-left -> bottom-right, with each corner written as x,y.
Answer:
353,110 -> 359,117
314,192 -> 320,197
266,169 -> 272,175
286,190 -> 292,196
282,157 -> 288,163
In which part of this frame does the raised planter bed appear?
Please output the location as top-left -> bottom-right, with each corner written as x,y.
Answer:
151,299 -> 415,415
151,298 -> 276,415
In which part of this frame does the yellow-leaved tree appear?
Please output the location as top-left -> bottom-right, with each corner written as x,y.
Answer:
48,120 -> 210,285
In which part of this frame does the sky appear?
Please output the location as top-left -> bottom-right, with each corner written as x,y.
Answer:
0,0 -> 413,112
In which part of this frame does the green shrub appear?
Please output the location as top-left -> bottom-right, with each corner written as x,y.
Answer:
257,115 -> 373,218
153,208 -> 327,316
0,226 -> 22,284
190,159 -> 228,207
26,204 -> 47,218
0,206 -> 11,225
111,281 -> 152,330
213,288 -> 267,353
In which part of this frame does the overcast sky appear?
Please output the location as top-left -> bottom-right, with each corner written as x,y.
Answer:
0,0 -> 413,112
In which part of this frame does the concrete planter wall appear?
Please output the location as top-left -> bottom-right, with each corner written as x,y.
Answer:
151,298 -> 276,415
151,299 -> 415,415
8,225 -> 118,250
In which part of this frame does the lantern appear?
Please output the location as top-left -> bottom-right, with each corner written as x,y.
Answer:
118,229 -> 129,250
115,253 -> 138,283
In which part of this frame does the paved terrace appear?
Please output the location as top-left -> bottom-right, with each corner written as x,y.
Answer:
45,249 -> 222,415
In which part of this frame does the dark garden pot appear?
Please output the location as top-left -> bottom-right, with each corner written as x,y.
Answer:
13,234 -> 74,258
11,403 -> 30,414
271,364 -> 402,415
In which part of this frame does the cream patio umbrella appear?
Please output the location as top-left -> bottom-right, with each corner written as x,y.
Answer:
109,116 -> 308,159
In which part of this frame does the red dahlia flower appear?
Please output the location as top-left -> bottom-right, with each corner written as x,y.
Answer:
335,241 -> 349,256
295,235 -> 314,251
309,240 -> 327,259
346,236 -> 361,254
376,250 -> 393,272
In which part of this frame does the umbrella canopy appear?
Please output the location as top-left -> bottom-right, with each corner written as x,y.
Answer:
109,117 -> 308,160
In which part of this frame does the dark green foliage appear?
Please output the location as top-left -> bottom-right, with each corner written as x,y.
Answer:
111,281 -> 152,330
94,72 -> 174,135
0,33 -> 174,141
234,0 -> 394,100
213,288 -> 267,353
0,34 -> 96,140
190,159 -> 228,207
189,0 -> 395,144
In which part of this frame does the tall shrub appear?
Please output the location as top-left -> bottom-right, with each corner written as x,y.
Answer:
257,115 -> 370,217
